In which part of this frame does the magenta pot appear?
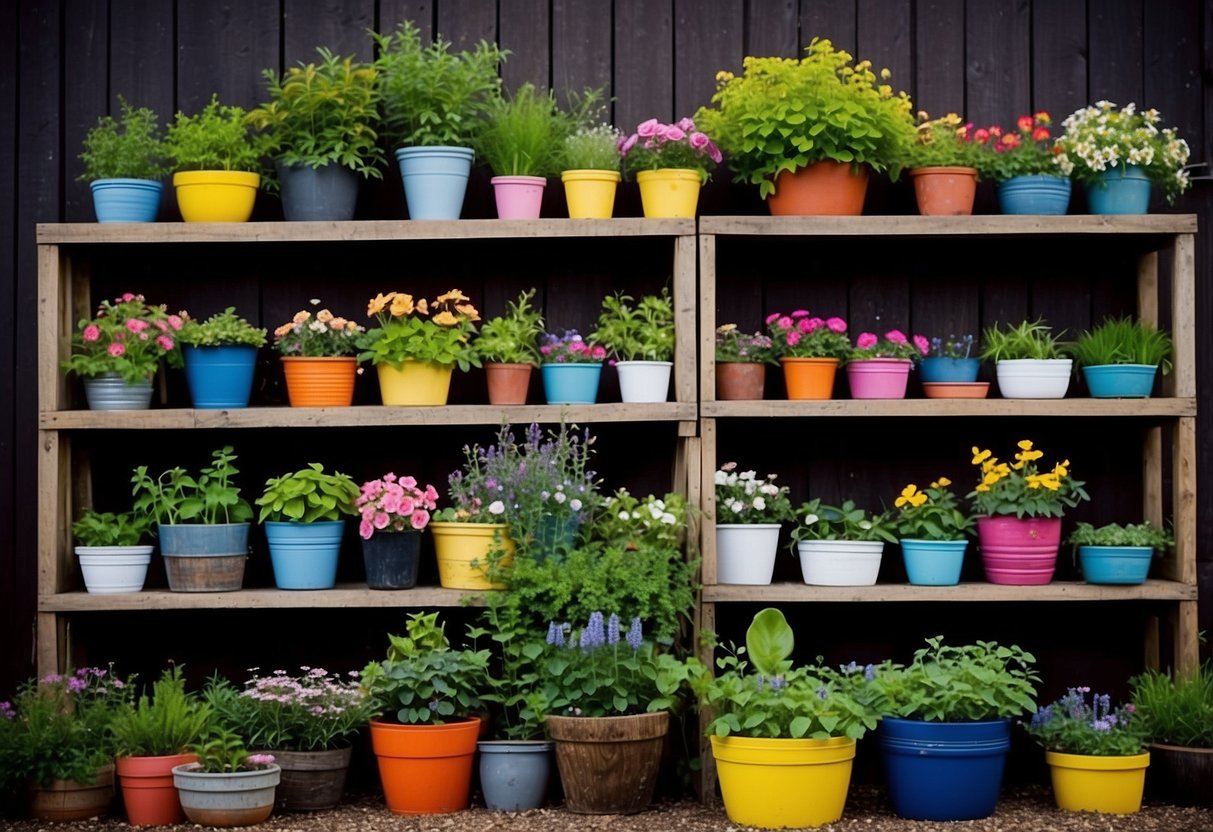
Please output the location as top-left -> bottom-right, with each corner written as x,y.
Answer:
847,358 -> 912,399
977,516 -> 1062,585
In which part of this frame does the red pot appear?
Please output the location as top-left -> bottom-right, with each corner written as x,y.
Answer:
117,753 -> 198,826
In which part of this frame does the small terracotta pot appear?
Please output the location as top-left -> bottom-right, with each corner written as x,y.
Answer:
767,161 -> 868,216
716,362 -> 766,401
117,753 -> 197,826
281,356 -> 357,407
780,357 -> 838,400
484,363 -> 533,405
910,166 -> 978,215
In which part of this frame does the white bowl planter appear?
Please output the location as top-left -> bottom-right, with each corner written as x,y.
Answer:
615,361 -> 673,403
716,524 -> 781,585
75,546 -> 154,594
994,359 -> 1072,399
796,540 -> 884,586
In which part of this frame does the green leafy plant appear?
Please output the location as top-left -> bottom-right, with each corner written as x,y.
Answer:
72,509 -> 153,547
255,463 -> 359,523
475,600 -> 548,740
905,111 -> 984,170
889,477 -> 974,541
358,289 -> 481,371
714,324 -> 774,364
1067,520 -> 1173,550
475,83 -> 580,177
561,124 -> 622,171
968,439 -> 1090,519
77,96 -> 168,182
694,38 -> 916,197
714,462 -> 793,524
1025,687 -> 1148,756
789,499 -> 898,546
165,95 -> 262,172
189,727 -> 276,773
590,289 -> 674,362
373,20 -> 507,148
61,293 -> 185,383
1129,663 -> 1213,748
1071,316 -> 1172,371
971,112 -> 1064,181
108,666 -> 212,757
131,446 -> 254,525
178,307 -> 267,348
474,289 -> 545,365
272,300 -> 364,357
979,319 -> 1067,362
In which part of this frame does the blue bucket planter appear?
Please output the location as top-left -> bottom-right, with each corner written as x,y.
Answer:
477,740 -> 553,811
1087,165 -> 1152,215
919,357 -> 980,383
997,175 -> 1072,215
264,520 -> 345,589
89,178 -> 163,222
1079,545 -> 1153,584
900,539 -> 968,586
394,146 -> 474,220
184,345 -> 258,409
879,718 -> 1012,821
1082,363 -> 1157,398
541,363 -> 602,404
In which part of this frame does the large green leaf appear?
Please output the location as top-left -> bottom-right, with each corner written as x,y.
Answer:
745,608 -> 794,676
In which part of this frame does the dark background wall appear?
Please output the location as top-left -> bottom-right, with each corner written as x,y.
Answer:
1,0 -> 1211,695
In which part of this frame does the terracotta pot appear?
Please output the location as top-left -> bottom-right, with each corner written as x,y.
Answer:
545,711 -> 668,814
271,746 -> 352,812
780,357 -> 838,400
484,363 -> 533,405
29,763 -> 114,822
369,718 -> 480,815
977,516 -> 1062,585
767,161 -> 868,216
715,362 -> 765,401
281,356 -> 357,407
910,166 -> 978,215
117,753 -> 197,826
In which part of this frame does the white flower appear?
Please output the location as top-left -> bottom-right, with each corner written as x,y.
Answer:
714,471 -> 728,486
570,499 -> 583,511
729,500 -> 744,514
554,492 -> 567,504
660,513 -> 676,525
739,470 -> 756,481
803,514 -> 819,525
619,511 -> 631,521
648,504 -> 664,519
308,321 -> 328,332
488,500 -> 505,515
752,497 -> 766,511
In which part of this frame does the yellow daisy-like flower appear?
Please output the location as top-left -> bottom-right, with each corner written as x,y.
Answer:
972,447 -> 992,465
416,298 -> 429,316
930,477 -> 952,489
367,292 -> 397,316
390,293 -> 414,317
436,288 -> 470,304
975,484 -> 990,493
1054,460 -> 1069,478
433,310 -> 457,327
895,484 -> 927,508
1018,439 -> 1034,451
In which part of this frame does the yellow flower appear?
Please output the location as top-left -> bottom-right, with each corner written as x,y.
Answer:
390,293 -> 414,317
983,470 -> 1003,486
1054,460 -> 1069,478
1017,439 -> 1034,451
972,447 -> 992,465
880,67 -> 892,80
975,484 -> 990,493
982,457 -> 1000,473
1014,447 -> 1044,463
455,302 -> 480,322
433,310 -> 457,327
930,477 -> 952,489
878,84 -> 892,98
1038,473 -> 1061,491
895,484 -> 927,508
1026,478 -> 1042,489
274,323 -> 294,337
367,292 -> 397,316
293,311 -> 311,324
435,288 -> 470,304
416,298 -> 429,316
717,323 -> 738,334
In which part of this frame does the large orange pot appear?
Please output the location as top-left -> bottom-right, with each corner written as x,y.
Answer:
780,357 -> 839,400
911,166 -> 978,215
767,161 -> 868,216
117,753 -> 197,826
369,718 -> 480,815
281,356 -> 357,407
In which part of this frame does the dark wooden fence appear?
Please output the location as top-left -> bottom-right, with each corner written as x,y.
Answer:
2,0 -> 1211,694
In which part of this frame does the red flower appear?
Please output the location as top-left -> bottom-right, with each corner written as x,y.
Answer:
1017,115 -> 1034,132
1032,126 -> 1050,142
1001,133 -> 1022,150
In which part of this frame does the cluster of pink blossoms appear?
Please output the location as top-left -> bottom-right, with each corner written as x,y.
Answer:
355,472 -> 439,539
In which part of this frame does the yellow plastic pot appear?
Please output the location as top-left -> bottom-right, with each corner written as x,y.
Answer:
172,171 -> 260,222
561,170 -> 620,218
636,168 -> 701,218
1046,750 -> 1149,814
377,361 -> 454,406
710,735 -> 856,828
429,522 -> 515,590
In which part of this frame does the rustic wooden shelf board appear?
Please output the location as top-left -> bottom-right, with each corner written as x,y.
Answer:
701,399 -> 1195,418
701,580 -> 1198,603
698,214 -> 1198,237
39,585 -> 485,611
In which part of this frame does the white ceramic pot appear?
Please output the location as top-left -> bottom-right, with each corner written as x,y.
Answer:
75,545 -> 154,593
796,540 -> 884,586
615,360 -> 673,403
716,523 -> 781,585
994,358 -> 1072,399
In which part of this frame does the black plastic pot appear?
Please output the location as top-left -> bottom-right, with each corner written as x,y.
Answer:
277,161 -> 358,221
361,531 -> 420,590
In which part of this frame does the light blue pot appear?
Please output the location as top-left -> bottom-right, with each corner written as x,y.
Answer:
264,520 -> 344,589
1079,545 -> 1153,585
541,363 -> 602,404
997,175 -> 1072,215
184,345 -> 258,409
919,357 -> 980,383
90,178 -> 163,222
395,146 -> 474,220
900,539 -> 968,586
1087,165 -> 1152,215
1082,363 -> 1157,398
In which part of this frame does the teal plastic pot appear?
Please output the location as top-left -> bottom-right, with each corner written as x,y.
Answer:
541,363 -> 602,404
1087,165 -> 1152,215
477,740 -> 552,811
265,520 -> 345,589
277,161 -> 359,221
900,539 -> 968,585
184,345 -> 258,409
395,146 -> 474,220
1079,545 -> 1153,584
919,357 -> 980,383
997,175 -> 1072,215
90,178 -> 163,222
1082,364 -> 1157,398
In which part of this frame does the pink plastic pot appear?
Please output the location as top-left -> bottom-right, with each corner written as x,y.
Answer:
977,516 -> 1062,585
846,358 -> 912,399
491,176 -> 546,219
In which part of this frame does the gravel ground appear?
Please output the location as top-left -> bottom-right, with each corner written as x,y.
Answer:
5,787 -> 1212,832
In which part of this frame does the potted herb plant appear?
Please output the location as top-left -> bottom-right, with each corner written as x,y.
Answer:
971,112 -> 1071,214
164,95 -> 263,222
980,319 -> 1072,398
359,289 -> 481,406
968,439 -> 1090,584
373,20 -> 506,220
905,112 -> 983,215
1055,101 -> 1192,214
473,288 -> 545,405
694,38 -> 915,215
355,472 -> 439,590
1067,520 -> 1173,585
1024,687 -> 1150,814
255,463 -> 359,590
618,116 -> 721,218
173,729 -> 279,827
1072,316 -> 1173,398
1129,663 -> 1213,806
872,638 -> 1039,821
131,446 -> 254,592
713,462 -> 793,585
271,300 -> 364,407
246,47 -> 384,221
919,333 -> 984,396
360,612 -> 490,815
537,329 -> 607,404
847,329 -> 929,399
77,96 -> 168,222
72,508 -> 154,594
110,666 -> 211,826
766,310 -> 851,400
560,123 -> 622,218
889,478 -> 974,586
590,289 -> 675,403
177,306 -> 267,409
713,324 -> 773,401
789,499 -> 898,586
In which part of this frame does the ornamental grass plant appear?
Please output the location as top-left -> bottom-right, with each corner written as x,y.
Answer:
979,319 -> 1067,362
1129,663 -> 1213,748
1071,316 -> 1172,371
109,666 -> 212,758
475,83 -> 585,177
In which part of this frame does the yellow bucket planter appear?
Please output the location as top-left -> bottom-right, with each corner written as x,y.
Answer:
1046,750 -> 1150,814
429,522 -> 514,590
561,170 -> 620,218
710,735 -> 856,828
377,360 -> 454,406
172,171 -> 260,222
636,168 -> 701,218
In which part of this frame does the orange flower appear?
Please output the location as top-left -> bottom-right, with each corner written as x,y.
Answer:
316,309 -> 333,323
367,292 -> 397,316
1017,114 -> 1034,132
274,323 -> 295,337
436,288 -> 470,304
432,310 -> 457,326
454,302 -> 480,322
1033,110 -> 1051,124
1032,126 -> 1050,142
390,293 -> 414,317
293,311 -> 311,324
416,298 -> 429,315
1001,132 -> 1022,149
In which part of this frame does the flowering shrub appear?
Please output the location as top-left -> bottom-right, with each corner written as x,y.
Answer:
968,439 -> 1090,519
789,499 -> 898,545
561,123 -> 622,171
715,324 -> 774,364
359,289 -> 480,370
61,293 -> 184,383
1055,101 -> 1192,204
850,329 -> 929,361
766,310 -> 850,360
272,299 -> 363,357
890,478 -> 974,541
595,489 -> 687,550
714,462 -> 792,524
972,112 -> 1062,181
538,329 -> 606,364
1025,687 -> 1148,756
355,473 -> 439,539
906,111 -> 984,170
619,116 -> 722,182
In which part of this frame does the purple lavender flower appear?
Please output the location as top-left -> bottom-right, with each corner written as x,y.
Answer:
67,676 -> 87,693
586,612 -> 606,649
864,664 -> 876,682
607,614 -> 621,645
626,617 -> 643,651
816,685 -> 828,701
428,700 -> 440,712
770,676 -> 786,692
546,621 -> 561,646
756,674 -> 766,692
0,701 -> 14,721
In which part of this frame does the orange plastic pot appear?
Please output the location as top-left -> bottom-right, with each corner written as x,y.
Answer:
281,356 -> 357,407
484,363 -> 533,405
767,161 -> 868,216
369,718 -> 480,815
780,357 -> 839,400
117,753 -> 197,826
911,166 -> 978,215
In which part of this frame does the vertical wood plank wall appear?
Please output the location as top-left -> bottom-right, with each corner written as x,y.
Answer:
2,0 -> 1211,693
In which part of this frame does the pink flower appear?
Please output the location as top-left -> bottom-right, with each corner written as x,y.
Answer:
807,317 -> 825,332
373,512 -> 390,530
359,519 -> 374,539
765,312 -> 781,325
777,316 -> 793,330
167,315 -> 183,331
786,330 -> 802,346
913,334 -> 930,356
139,333 -> 149,341
120,292 -> 136,302
424,484 -> 439,504
885,330 -> 907,344
662,125 -> 686,142
400,475 -> 416,489
677,117 -> 695,132
856,332 -> 877,349
636,119 -> 660,138
153,319 -> 168,332
398,497 -> 414,515
410,509 -> 429,530
107,342 -> 125,357
706,141 -> 723,164
688,131 -> 709,150
247,754 -> 275,767
126,319 -> 150,333
156,335 -> 174,351
82,324 -> 100,342
826,316 -> 847,333
791,309 -> 809,318
619,134 -> 638,155
973,128 -> 990,143
797,317 -> 815,333
381,494 -> 400,514
591,345 -> 607,359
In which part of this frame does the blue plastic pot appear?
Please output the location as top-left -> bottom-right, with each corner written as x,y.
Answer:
1082,363 -> 1157,398
997,175 -> 1072,215
900,539 -> 968,586
394,146 -> 474,220
90,178 -> 163,222
879,718 -> 1012,821
1087,165 -> 1152,215
918,357 -> 980,383
264,520 -> 345,589
184,345 -> 258,409
1079,545 -> 1153,585
540,363 -> 602,404
477,740 -> 552,811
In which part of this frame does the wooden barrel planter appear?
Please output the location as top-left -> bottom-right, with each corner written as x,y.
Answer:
271,746 -> 352,812
28,763 -> 114,822
545,711 -> 668,814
